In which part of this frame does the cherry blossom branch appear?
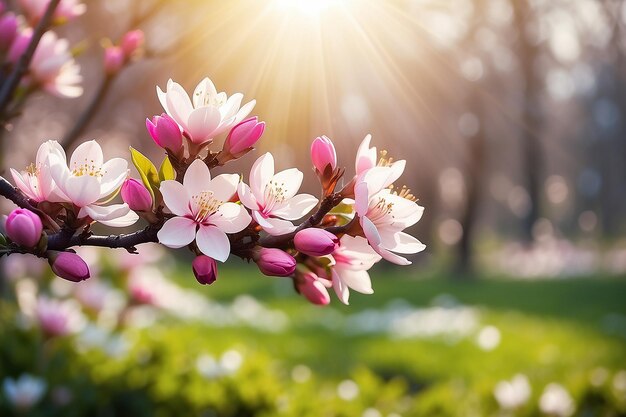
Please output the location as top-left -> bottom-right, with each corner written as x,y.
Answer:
46,224 -> 161,252
0,0 -> 60,119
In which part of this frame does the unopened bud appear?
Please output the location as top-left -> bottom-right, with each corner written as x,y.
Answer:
5,208 -> 42,248
224,117 -> 265,156
121,178 -> 153,212
48,251 -> 90,282
311,135 -> 337,173
192,255 -> 218,285
104,46 -> 124,74
146,114 -> 183,152
294,228 -> 339,257
254,248 -> 296,277
120,29 -> 144,57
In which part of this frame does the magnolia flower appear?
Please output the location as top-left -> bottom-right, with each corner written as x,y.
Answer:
49,140 -> 138,227
157,77 -> 255,144
11,140 -> 65,202
158,159 -> 251,262
355,165 -> 425,265
238,153 -> 318,236
10,29 -> 83,98
19,0 -> 86,24
324,235 -> 381,305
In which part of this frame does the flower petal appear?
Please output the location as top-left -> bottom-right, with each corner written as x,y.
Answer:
336,268 -> 373,294
209,173 -> 239,202
157,217 -> 197,248
165,80 -> 194,130
380,231 -> 426,254
69,140 -> 103,172
234,99 -> 256,124
250,153 -> 274,199
99,158 -> 128,199
272,168 -> 303,199
99,211 -> 139,227
65,175 -> 101,207
183,159 -> 212,198
332,269 -> 350,305
237,182 -> 259,210
252,211 -> 296,236
186,106 -> 222,144
355,134 -> 376,175
196,225 -> 230,262
160,180 -> 191,216
192,77 -> 217,108
271,194 -> 318,220
210,202 -> 251,233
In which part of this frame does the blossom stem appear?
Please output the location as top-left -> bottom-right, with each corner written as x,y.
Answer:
0,0 -> 60,120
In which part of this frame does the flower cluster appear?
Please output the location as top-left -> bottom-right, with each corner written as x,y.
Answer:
0,1 -> 84,98
1,76 -> 425,306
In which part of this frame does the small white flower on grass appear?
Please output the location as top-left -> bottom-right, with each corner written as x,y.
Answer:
476,325 -> 501,351
539,383 -> 575,417
2,374 -> 46,411
494,374 -> 531,410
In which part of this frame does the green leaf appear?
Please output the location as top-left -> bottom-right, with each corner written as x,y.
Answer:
129,147 -> 160,201
159,156 -> 176,182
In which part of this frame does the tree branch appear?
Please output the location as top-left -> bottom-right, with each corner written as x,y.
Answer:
0,0 -> 60,119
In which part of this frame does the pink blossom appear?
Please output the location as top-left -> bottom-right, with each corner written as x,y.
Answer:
238,153 -> 318,236
48,140 -> 138,227
311,135 -> 337,173
19,0 -> 86,24
10,140 -> 66,202
34,296 -> 84,337
158,159 -> 251,262
157,77 -> 256,144
9,29 -> 83,98
355,163 -> 425,265
325,235 -> 382,305
5,208 -> 42,248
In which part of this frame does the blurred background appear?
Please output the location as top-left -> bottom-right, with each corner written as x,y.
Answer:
1,0 -> 626,416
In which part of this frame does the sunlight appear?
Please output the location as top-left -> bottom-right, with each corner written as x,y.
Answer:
272,0 -> 351,18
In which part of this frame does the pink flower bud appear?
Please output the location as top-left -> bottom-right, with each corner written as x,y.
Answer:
146,114 -> 183,152
224,117 -> 265,155
48,251 -> 90,282
254,248 -> 296,277
294,228 -> 339,257
121,178 -> 153,212
297,272 -> 330,305
103,46 -> 124,74
7,28 -> 32,63
192,255 -> 217,285
311,135 -> 337,173
5,208 -> 43,248
120,29 -> 144,57
0,13 -> 18,50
